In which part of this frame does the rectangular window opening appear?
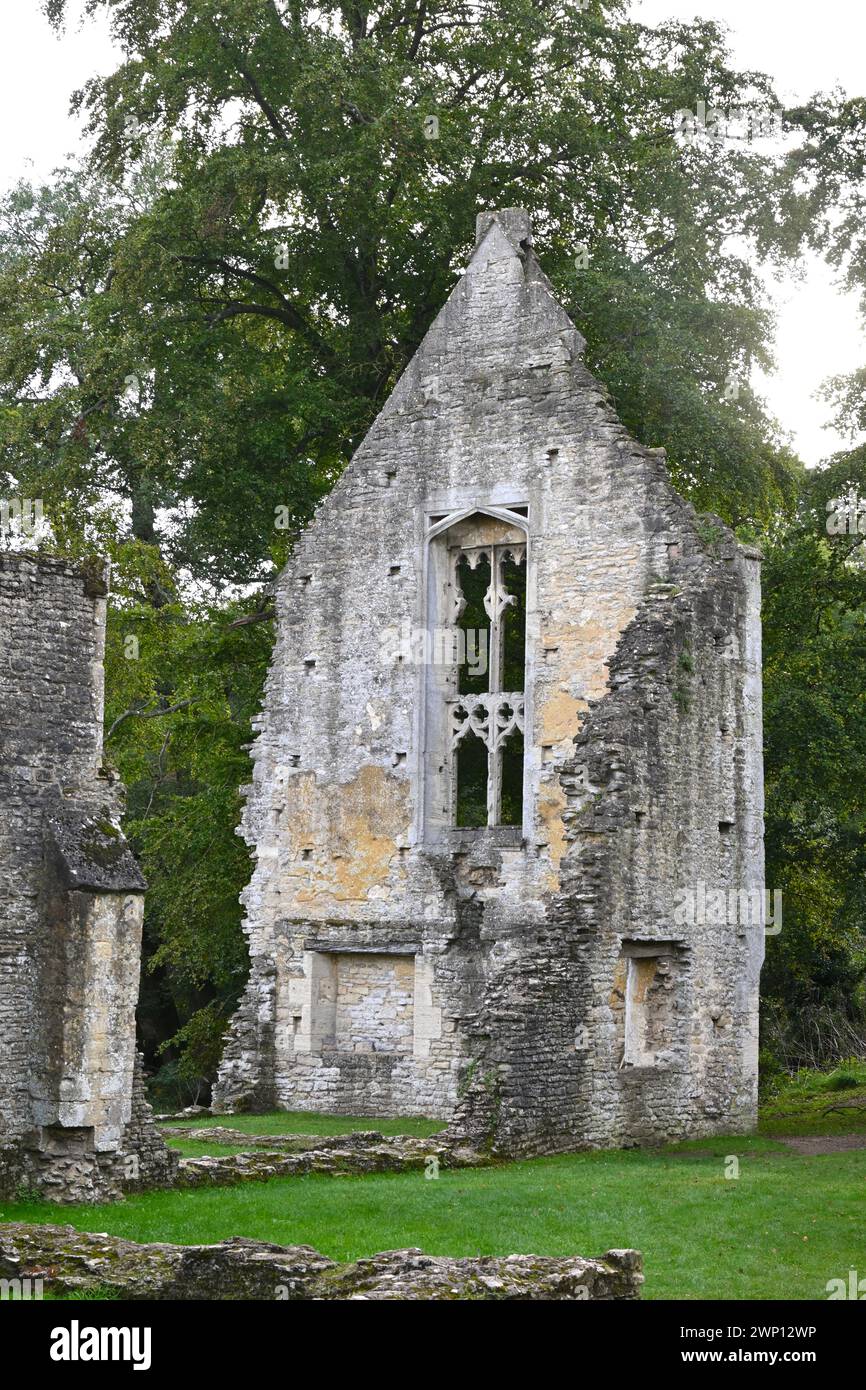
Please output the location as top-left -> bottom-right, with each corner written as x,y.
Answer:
618,943 -> 681,1068
455,729 -> 489,828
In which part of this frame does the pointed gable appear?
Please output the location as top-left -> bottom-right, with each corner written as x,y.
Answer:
216,211 -> 764,1166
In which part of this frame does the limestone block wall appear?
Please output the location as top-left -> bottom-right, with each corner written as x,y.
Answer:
32,884 -> 144,1147
0,554 -> 109,1163
332,953 -> 415,1053
0,553 -> 174,1201
215,209 -> 764,1152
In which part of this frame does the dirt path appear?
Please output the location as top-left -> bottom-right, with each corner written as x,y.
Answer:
774,1133 -> 866,1155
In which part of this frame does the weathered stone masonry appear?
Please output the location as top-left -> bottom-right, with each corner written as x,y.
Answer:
0,1223 -> 644,1300
215,209 -> 764,1155
0,553 -> 175,1201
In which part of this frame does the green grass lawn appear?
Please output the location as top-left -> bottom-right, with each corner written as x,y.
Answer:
160,1110 -> 444,1138
2,1132 -> 864,1300
161,1110 -> 444,1157
164,1140 -> 249,1156
164,1112 -> 447,1156
159,1064 -> 866,1157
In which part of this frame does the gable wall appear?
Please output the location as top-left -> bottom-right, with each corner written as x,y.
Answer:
215,213 -> 763,1148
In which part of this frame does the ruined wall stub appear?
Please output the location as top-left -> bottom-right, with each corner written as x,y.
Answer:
0,553 -> 176,1200
214,209 -> 764,1154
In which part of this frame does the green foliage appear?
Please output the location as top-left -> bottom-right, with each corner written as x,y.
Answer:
100,543 -> 273,1087
23,0 -> 817,567
825,1066 -> 862,1091
694,513 -> 726,552
758,1061 -> 866,1135
761,452 -> 866,1062
757,1045 -> 786,1092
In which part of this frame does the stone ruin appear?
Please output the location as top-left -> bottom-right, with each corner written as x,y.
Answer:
0,1223 -> 643,1300
0,208 -> 766,1210
0,552 -> 175,1202
215,208 -> 765,1155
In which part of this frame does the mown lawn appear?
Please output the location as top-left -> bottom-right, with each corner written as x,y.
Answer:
2,1133 -> 864,1300
160,1111 -> 444,1138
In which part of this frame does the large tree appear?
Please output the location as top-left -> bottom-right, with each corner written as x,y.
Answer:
24,0 -> 816,579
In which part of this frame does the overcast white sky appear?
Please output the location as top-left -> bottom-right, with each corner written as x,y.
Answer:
635,0 -> 866,465
1,0 -> 864,467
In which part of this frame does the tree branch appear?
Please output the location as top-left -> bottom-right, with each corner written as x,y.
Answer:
168,250 -> 339,366
408,1 -> 427,60
106,698 -> 196,740
227,608 -> 276,629
637,236 -> 678,268
216,33 -> 292,145
205,299 -> 336,363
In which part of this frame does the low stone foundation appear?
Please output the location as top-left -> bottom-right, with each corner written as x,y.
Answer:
0,1223 -> 643,1300
169,1129 -> 484,1186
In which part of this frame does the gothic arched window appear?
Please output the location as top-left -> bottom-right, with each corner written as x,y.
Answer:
422,508 -> 528,833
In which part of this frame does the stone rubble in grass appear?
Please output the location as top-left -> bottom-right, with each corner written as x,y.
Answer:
170,1131 -> 488,1186
0,1222 -> 643,1300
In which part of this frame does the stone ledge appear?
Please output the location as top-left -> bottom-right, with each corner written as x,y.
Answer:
163,1125 -> 437,1150
47,803 -> 147,893
0,1223 -> 643,1300
167,1131 -> 487,1186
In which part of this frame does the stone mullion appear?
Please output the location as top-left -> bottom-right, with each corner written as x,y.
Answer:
486,548 -> 506,825
487,728 -> 503,826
